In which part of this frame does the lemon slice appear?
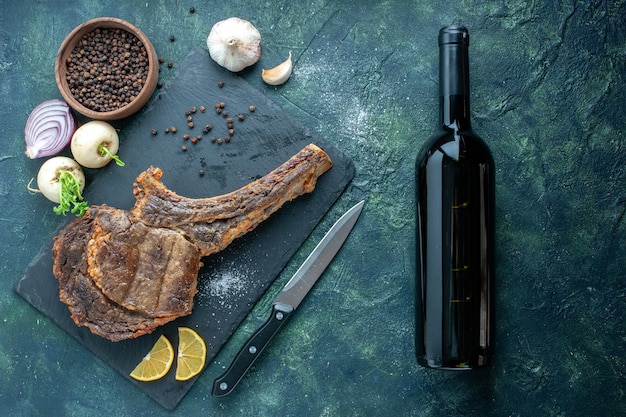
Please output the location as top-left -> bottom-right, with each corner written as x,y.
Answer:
130,334 -> 175,382
175,327 -> 207,381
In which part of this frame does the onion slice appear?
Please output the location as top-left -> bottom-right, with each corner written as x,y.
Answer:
24,99 -> 76,159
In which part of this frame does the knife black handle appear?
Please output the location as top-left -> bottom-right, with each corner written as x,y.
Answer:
212,303 -> 294,397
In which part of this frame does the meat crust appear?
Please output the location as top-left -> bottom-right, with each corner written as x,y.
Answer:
52,144 -> 333,342
53,207 -> 177,342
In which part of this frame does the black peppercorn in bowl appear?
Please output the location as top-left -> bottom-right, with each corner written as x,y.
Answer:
55,17 -> 158,121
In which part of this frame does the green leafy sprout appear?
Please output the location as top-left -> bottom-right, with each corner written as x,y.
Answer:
99,144 -> 125,167
53,170 -> 89,217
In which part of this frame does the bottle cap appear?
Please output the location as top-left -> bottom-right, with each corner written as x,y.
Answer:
439,25 -> 469,46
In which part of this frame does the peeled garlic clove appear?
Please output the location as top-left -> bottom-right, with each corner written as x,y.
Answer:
262,52 -> 293,86
207,17 -> 261,72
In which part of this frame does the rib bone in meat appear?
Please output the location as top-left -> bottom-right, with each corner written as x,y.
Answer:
52,144 -> 333,342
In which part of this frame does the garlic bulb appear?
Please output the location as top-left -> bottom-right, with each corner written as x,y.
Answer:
262,52 -> 293,86
207,17 -> 261,72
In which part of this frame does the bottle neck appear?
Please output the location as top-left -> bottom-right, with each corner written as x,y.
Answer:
439,27 -> 471,130
440,95 -> 470,130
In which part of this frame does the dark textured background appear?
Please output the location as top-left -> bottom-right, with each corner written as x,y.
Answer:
1,0 -> 625,415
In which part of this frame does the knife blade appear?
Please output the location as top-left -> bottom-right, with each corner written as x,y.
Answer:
211,200 -> 365,397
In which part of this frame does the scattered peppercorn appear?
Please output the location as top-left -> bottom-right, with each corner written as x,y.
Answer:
182,145 -> 187,151
159,56 -> 165,64
169,35 -> 175,42
164,127 -> 170,133
157,82 -> 163,89
155,96 -> 253,150
167,60 -> 173,68
151,129 -> 158,136
218,81 -> 224,88
199,169 -> 205,177
189,7 -> 195,13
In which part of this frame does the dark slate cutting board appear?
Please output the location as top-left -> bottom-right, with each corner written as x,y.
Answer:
14,47 -> 354,410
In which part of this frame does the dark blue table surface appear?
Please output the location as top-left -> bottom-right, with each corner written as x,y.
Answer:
1,1 -> 625,416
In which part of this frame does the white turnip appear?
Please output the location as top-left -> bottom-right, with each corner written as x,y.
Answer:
71,121 -> 124,168
29,156 -> 89,216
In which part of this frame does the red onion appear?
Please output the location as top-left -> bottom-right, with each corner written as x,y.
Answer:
24,99 -> 76,159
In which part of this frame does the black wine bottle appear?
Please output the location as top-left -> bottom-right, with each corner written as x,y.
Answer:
415,25 -> 495,369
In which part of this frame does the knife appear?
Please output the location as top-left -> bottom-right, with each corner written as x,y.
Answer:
211,200 -> 365,397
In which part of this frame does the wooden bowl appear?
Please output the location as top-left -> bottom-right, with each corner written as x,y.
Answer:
55,17 -> 158,121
